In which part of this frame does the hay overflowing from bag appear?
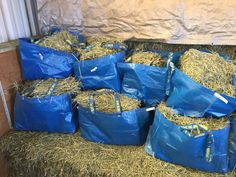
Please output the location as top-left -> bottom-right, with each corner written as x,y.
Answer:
77,36 -> 126,60
87,36 -> 125,47
158,103 -> 229,133
179,49 -> 236,97
126,39 -> 236,62
78,45 -> 119,60
126,51 -> 165,67
35,31 -> 77,52
75,90 -> 141,113
18,77 -> 80,98
1,131 -> 233,177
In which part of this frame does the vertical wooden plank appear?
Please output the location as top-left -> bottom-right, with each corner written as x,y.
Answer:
0,48 -> 21,177
0,48 -> 22,136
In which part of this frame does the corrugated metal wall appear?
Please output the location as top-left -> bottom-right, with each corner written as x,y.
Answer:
0,0 -> 39,43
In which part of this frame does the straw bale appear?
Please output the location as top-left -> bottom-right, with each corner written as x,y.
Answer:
0,131 -> 233,177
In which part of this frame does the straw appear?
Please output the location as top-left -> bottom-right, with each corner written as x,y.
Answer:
87,36 -> 125,47
77,35 -> 126,60
125,40 -> 236,62
126,51 -> 165,67
36,31 -> 77,52
78,45 -> 119,60
0,131 -> 233,177
18,77 -> 80,98
178,49 -> 236,97
158,102 -> 229,133
75,90 -> 141,113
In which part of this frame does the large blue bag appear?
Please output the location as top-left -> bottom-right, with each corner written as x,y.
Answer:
19,29 -> 84,80
166,67 -> 236,117
117,50 -> 170,106
74,51 -> 125,92
229,119 -> 236,171
19,38 -> 77,80
77,95 -> 153,145
145,109 -> 230,173
167,50 -> 236,117
14,93 -> 78,133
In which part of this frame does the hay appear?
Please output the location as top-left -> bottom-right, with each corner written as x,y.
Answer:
75,90 -> 141,113
77,36 -> 126,60
178,49 -> 236,97
35,31 -> 77,52
0,131 -> 233,177
158,103 -> 229,133
125,39 -> 236,62
87,36 -> 125,47
18,77 -> 80,98
126,51 -> 165,67
78,45 -> 119,60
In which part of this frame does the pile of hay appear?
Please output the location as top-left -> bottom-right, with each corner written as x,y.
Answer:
78,45 -> 119,60
18,77 -> 80,98
87,36 -> 125,47
178,49 -> 236,97
75,90 -> 141,113
1,131 -> 233,177
126,39 -> 236,62
77,36 -> 126,60
35,31 -> 77,52
126,51 -> 165,67
158,103 -> 229,134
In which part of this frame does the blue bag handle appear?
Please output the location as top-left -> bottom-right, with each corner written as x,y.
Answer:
166,53 -> 175,96
233,74 -> 236,94
180,124 -> 215,162
113,92 -> 121,113
89,93 -> 96,114
46,79 -> 58,96
22,80 -> 44,97
101,43 -> 127,50
180,123 -> 208,137
205,131 -> 215,163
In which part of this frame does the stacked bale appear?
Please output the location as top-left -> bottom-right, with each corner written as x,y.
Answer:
1,131 -> 230,177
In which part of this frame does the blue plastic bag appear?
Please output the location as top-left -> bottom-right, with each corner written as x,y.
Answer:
117,50 -> 170,106
74,51 -> 125,92
145,109 -> 230,173
166,68 -> 236,117
19,29 -> 84,80
14,93 -> 78,133
229,119 -> 236,171
19,38 -> 77,80
167,50 -> 236,117
77,94 -> 153,145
